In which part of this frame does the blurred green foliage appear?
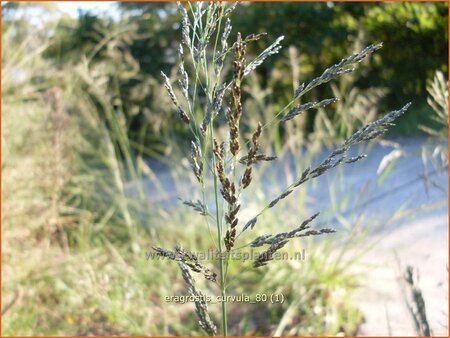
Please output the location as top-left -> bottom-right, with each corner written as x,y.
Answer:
3,1 -> 448,153
231,2 -> 448,135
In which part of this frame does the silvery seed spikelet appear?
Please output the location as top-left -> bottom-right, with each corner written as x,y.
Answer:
190,141 -> 203,182
252,212 -> 335,267
281,98 -> 338,122
178,3 -> 191,47
153,245 -> 217,282
297,43 -> 383,97
244,35 -> 284,76
178,262 -> 217,336
161,71 -> 190,124
179,198 -> 208,216
177,45 -> 189,99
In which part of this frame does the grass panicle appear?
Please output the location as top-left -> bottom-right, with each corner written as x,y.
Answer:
154,3 -> 409,336
161,71 -> 190,124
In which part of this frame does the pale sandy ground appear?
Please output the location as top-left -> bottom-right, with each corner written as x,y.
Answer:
316,137 -> 449,336
330,136 -> 448,336
354,214 -> 448,336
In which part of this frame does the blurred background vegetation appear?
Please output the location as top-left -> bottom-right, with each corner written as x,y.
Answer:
2,2 -> 448,336
3,1 -> 447,155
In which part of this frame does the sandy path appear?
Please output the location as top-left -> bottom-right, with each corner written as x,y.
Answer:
354,213 -> 448,336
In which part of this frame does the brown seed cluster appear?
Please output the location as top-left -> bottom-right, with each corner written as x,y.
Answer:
213,139 -> 240,252
241,122 -> 262,189
227,33 -> 246,156
238,154 -> 277,164
224,202 -> 240,252
213,139 -> 227,190
213,139 -> 236,205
